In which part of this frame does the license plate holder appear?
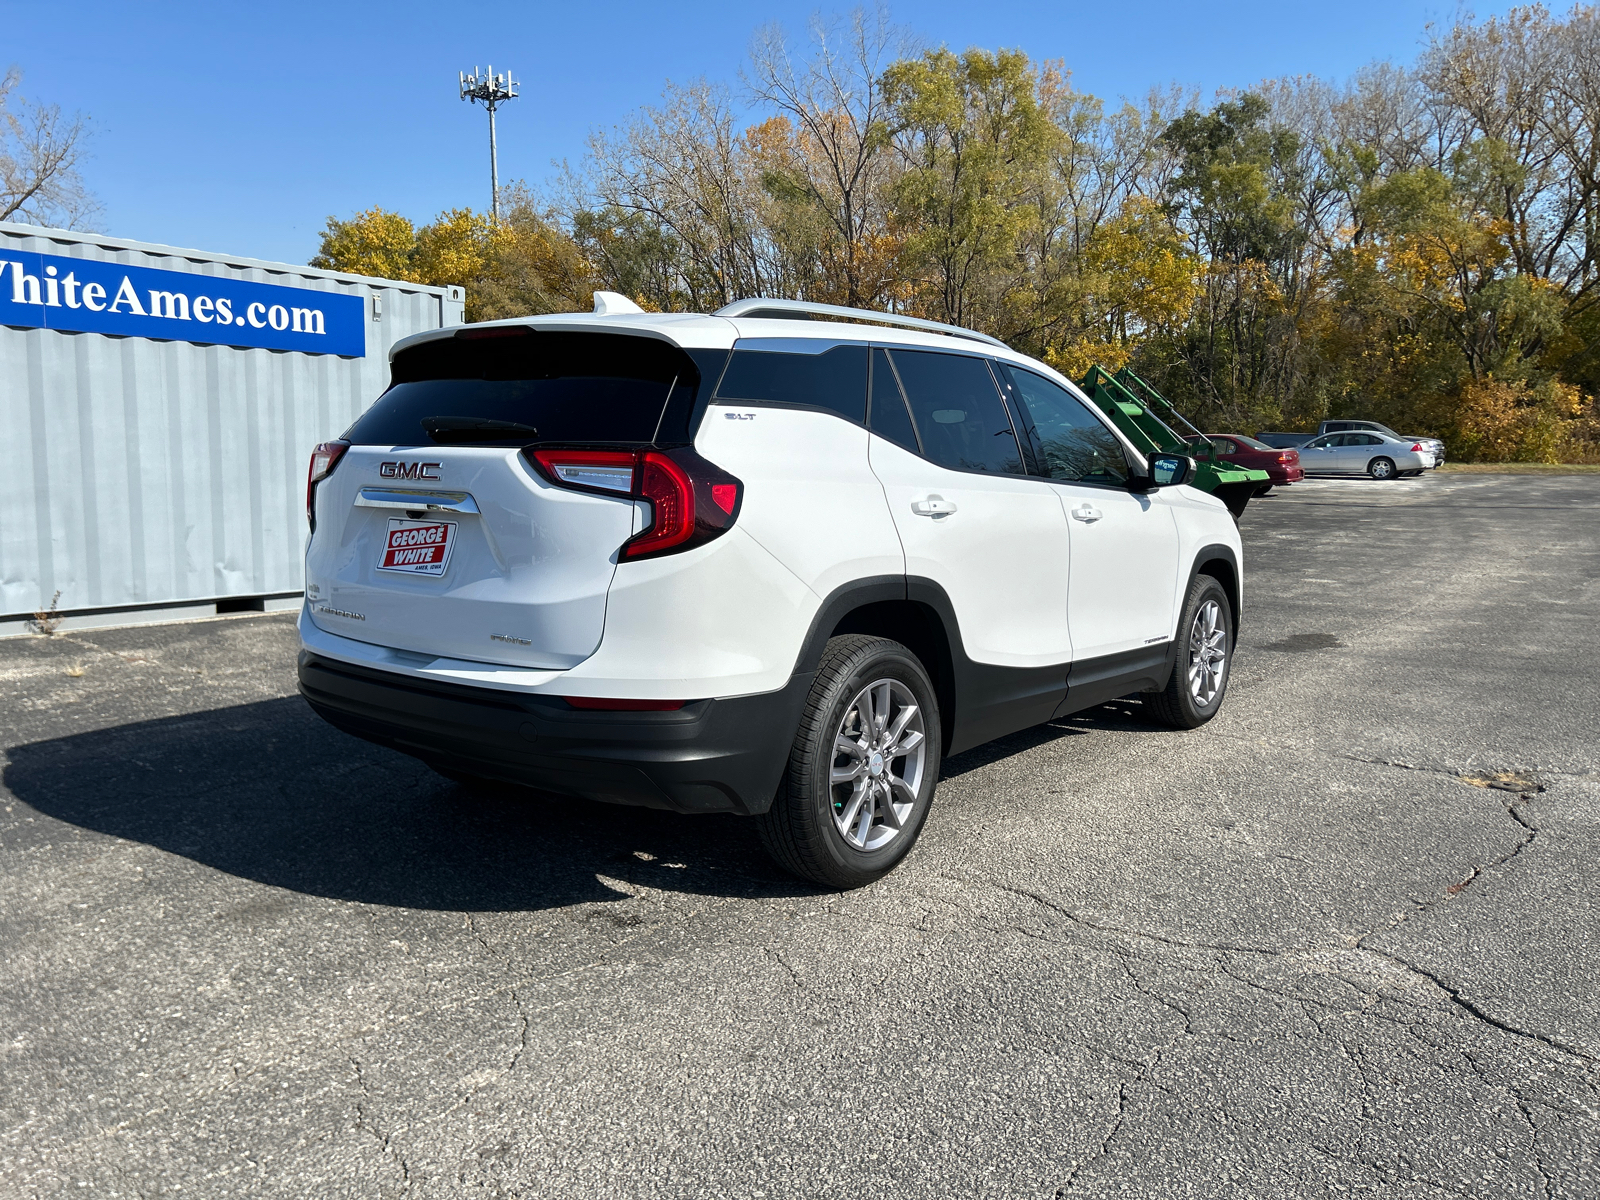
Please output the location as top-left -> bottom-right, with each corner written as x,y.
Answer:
377,518 -> 457,576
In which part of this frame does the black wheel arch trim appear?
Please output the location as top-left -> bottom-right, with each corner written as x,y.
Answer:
794,553 -> 1240,761
794,576 -> 1068,758
1186,544 -> 1242,635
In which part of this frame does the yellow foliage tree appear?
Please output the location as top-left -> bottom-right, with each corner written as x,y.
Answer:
1045,197 -> 1202,378
311,192 -> 598,323
309,207 -> 419,281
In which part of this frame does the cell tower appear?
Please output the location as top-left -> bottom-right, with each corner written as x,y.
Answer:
459,66 -> 519,222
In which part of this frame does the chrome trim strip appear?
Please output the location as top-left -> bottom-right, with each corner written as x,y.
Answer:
354,488 -> 479,514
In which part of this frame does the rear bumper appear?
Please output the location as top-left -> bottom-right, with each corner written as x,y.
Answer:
298,651 -> 810,815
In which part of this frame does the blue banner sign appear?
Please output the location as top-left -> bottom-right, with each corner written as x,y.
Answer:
0,248 -> 366,357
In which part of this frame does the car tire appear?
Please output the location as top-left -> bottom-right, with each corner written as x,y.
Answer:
1144,575 -> 1233,730
1368,457 -> 1396,480
757,635 -> 942,889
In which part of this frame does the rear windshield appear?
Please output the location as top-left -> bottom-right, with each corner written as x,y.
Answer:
345,330 -> 718,447
1232,434 -> 1273,450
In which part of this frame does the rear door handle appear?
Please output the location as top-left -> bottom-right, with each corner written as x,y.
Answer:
1070,503 -> 1102,523
911,496 -> 958,517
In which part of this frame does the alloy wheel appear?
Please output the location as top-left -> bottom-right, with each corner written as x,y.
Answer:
1187,599 -> 1228,706
830,679 -> 927,851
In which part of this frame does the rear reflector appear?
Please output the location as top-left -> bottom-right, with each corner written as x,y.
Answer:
711,483 -> 738,514
561,696 -> 687,711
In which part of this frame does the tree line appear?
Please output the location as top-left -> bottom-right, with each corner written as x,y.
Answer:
314,5 -> 1600,461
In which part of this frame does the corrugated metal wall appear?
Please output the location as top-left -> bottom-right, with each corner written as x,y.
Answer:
1,222 -> 465,621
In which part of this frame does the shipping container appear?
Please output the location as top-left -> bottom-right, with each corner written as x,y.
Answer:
0,220 -> 465,636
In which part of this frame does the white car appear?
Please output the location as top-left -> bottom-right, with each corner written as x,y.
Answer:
297,296 -> 1243,887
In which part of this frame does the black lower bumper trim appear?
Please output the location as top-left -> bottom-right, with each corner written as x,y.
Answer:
297,652 -> 810,815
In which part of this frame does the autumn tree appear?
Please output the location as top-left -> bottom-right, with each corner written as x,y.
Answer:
1,67 -> 96,228
746,9 -> 907,306
310,191 -> 595,322
883,47 -> 1060,330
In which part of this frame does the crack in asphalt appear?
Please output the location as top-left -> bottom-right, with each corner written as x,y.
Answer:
348,1054 -> 412,1190
1350,940 -> 1594,1064
977,880 -> 1283,957
765,946 -> 804,990
1054,1068 -> 1146,1197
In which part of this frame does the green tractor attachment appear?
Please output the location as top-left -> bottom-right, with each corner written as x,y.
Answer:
1076,366 -> 1269,519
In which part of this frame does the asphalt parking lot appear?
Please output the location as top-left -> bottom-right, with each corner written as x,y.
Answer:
3,470 -> 1597,1198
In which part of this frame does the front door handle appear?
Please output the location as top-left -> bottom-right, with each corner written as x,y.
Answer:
1070,503 -> 1102,523
911,496 -> 958,518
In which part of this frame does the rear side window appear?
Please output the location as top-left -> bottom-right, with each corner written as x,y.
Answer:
888,349 -> 1023,475
997,365 -> 1130,486
714,343 -> 868,423
347,331 -> 702,447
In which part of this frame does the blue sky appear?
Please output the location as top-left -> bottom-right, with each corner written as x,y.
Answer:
5,0 -> 1493,266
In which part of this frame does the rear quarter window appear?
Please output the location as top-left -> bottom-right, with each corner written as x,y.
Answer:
714,344 -> 868,423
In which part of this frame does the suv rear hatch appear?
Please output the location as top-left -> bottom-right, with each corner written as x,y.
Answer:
304,328 -> 720,669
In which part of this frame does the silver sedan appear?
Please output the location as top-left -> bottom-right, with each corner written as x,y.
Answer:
1296,431 -> 1430,480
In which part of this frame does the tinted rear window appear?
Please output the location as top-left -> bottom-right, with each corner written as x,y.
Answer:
714,344 -> 867,423
345,331 -> 708,447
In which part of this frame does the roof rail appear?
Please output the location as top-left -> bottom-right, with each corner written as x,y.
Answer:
714,298 -> 1010,351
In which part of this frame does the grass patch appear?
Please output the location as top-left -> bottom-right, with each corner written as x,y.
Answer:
1437,461 -> 1600,475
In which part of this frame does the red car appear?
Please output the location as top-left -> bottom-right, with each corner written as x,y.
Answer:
1189,434 -> 1304,488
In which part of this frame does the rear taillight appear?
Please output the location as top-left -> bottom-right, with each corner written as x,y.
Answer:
525,446 -> 743,561
561,696 -> 687,711
1410,443 -> 1423,452
306,441 -> 349,529
529,449 -> 636,497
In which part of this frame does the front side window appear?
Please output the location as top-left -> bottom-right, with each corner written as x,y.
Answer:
1306,435 -> 1336,449
996,365 -> 1130,486
888,349 -> 1024,475
714,343 -> 868,424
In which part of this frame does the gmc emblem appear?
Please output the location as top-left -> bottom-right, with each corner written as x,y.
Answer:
380,461 -> 441,480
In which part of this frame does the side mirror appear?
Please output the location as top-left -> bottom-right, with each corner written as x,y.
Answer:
1132,454 -> 1196,492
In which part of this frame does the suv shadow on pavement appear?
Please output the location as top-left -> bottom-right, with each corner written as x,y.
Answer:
6,693 -> 1170,910
3,696 -> 822,912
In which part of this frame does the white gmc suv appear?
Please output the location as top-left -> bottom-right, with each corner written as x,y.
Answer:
298,296 -> 1241,888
